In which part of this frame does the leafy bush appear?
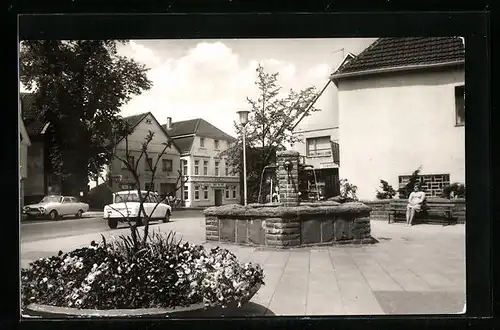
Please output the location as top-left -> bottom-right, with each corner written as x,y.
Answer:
339,179 -> 358,201
87,183 -> 113,209
376,180 -> 396,199
21,231 -> 265,310
442,182 -> 466,199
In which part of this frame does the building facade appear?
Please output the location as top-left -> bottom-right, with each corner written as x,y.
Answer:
109,112 -> 182,198
291,54 -> 354,199
19,99 -> 31,208
331,37 -> 465,200
20,93 -> 53,204
163,118 -> 239,208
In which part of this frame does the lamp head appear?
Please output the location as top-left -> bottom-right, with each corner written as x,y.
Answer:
237,110 -> 250,126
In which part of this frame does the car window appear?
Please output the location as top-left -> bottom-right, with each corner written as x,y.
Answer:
41,196 -> 62,203
114,193 -> 140,203
70,197 -> 78,203
62,197 -> 71,203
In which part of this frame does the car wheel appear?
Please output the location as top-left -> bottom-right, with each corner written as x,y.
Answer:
75,210 -> 83,218
161,210 -> 171,223
49,210 -> 59,221
108,218 -> 118,229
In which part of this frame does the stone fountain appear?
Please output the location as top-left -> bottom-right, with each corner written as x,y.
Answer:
204,150 -> 377,248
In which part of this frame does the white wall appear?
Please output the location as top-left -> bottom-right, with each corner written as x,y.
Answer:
337,68 -> 465,200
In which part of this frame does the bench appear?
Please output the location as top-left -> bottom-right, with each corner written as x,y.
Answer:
388,200 -> 456,226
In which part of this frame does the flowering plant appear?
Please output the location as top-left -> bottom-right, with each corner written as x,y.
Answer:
21,231 -> 264,310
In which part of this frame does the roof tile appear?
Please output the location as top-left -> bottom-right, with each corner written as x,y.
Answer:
334,37 -> 465,76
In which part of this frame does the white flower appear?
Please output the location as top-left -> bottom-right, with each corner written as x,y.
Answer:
184,268 -> 191,275
92,264 -> 98,271
117,266 -> 122,274
82,285 -> 91,293
41,277 -> 48,283
75,299 -> 83,306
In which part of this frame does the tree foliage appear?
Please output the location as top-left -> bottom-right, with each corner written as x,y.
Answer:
376,180 -> 397,199
221,64 -> 320,203
19,40 -> 152,196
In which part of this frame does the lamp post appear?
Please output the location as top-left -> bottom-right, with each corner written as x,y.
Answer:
237,110 -> 250,206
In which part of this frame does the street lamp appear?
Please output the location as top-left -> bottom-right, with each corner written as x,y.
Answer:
237,110 -> 250,206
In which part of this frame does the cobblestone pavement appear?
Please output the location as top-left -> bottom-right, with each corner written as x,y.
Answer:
20,218 -> 465,316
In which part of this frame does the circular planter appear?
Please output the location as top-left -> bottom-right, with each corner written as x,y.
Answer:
23,283 -> 261,318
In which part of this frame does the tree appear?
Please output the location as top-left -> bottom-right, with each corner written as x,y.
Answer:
376,180 -> 397,199
103,120 -> 189,248
221,64 -> 320,203
19,40 -> 152,197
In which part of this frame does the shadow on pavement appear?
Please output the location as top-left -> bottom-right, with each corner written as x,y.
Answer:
223,302 -> 275,317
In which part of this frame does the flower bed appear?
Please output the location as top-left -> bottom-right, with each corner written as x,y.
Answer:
21,231 -> 264,315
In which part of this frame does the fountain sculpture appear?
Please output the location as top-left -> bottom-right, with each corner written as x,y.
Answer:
204,150 -> 377,248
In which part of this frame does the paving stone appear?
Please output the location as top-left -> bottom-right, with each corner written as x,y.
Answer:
373,291 -> 465,314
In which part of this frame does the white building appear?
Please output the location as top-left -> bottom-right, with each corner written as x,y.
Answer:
330,37 -> 465,200
291,53 -> 354,199
163,117 -> 239,208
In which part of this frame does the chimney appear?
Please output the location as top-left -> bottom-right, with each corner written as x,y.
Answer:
166,117 -> 172,129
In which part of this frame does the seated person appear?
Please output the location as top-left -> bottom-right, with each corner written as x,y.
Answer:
406,184 -> 426,226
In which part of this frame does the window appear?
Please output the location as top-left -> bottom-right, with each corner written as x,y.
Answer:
182,160 -> 188,175
232,186 -> 237,199
203,160 -> 208,175
306,136 -> 332,157
214,139 -> 220,149
225,165 -> 229,176
162,159 -> 173,172
70,197 -> 78,203
62,197 -> 71,203
203,186 -> 209,199
225,188 -> 230,199
145,157 -> 153,171
200,137 -> 205,148
122,156 -> 134,169
194,160 -> 199,175
215,161 -> 220,176
145,118 -> 152,124
455,85 -> 465,126
398,173 -> 450,198
194,185 -> 200,200
183,185 -> 189,200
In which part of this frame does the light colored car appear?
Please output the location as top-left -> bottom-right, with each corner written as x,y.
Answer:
23,195 -> 90,220
103,190 -> 172,229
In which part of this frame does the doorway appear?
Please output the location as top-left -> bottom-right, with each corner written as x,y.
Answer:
214,189 -> 223,206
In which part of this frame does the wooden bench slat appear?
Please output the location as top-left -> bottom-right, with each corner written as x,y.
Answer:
387,200 -> 455,226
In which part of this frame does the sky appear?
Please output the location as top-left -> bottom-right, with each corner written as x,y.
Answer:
20,38 -> 377,138
115,38 -> 377,137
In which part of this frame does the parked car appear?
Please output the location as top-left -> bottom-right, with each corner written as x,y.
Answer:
103,190 -> 172,229
23,195 -> 90,220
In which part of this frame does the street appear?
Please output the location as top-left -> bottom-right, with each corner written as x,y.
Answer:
21,209 -> 205,243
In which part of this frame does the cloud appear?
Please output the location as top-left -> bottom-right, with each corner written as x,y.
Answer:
116,41 -> 330,137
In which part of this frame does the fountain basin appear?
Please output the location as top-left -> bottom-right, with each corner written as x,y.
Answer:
204,202 -> 377,248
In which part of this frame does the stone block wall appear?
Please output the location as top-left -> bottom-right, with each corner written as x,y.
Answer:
205,206 -> 374,248
276,150 -> 300,206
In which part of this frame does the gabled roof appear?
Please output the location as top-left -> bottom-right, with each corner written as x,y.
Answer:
118,112 -> 181,154
20,93 -> 50,137
163,118 -> 236,156
331,37 -> 465,79
19,109 -> 31,146
163,118 -> 236,142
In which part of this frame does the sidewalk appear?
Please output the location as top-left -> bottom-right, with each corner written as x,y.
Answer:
20,219 -> 465,316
